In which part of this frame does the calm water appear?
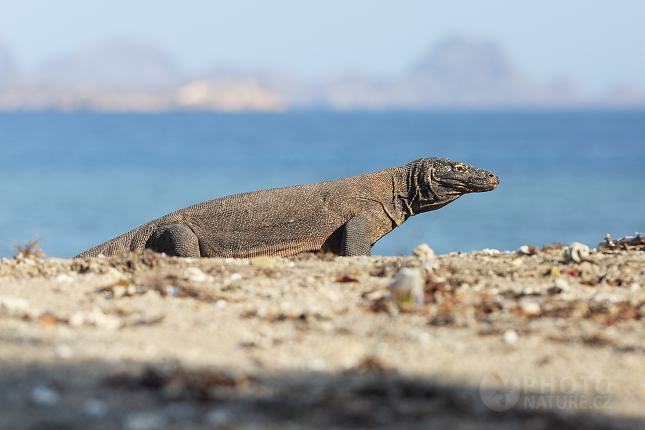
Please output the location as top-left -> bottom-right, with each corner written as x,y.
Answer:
0,111 -> 643,258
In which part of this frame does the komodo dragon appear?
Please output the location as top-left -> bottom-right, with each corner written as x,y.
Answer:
75,158 -> 499,259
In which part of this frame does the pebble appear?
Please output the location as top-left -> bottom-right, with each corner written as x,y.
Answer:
518,245 -> 530,255
0,296 -> 31,316
105,267 -> 126,282
56,345 -> 73,359
124,411 -> 167,430
413,243 -> 435,260
519,299 -> 541,316
215,299 -> 228,308
240,332 -> 272,348
205,410 -> 233,426
54,273 -> 74,284
250,256 -> 275,267
554,278 -> 570,291
69,308 -> 121,330
564,242 -> 590,263
183,267 -> 213,283
113,285 -> 127,298
305,358 -> 326,371
511,257 -> 524,267
31,385 -> 60,406
504,329 -> 519,344
83,398 -> 109,416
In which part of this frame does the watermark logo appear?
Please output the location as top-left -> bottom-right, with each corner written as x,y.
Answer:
479,372 -> 520,411
479,373 -> 612,412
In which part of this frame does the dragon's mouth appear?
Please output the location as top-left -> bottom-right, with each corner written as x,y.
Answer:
467,174 -> 500,192
438,174 -> 499,193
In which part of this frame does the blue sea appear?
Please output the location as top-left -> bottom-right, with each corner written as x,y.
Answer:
0,111 -> 643,258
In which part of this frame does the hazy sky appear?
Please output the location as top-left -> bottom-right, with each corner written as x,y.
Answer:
0,0 -> 643,93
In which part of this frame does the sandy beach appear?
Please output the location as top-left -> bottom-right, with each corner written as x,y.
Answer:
1,238 -> 644,429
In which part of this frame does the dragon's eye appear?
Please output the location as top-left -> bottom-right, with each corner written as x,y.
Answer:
454,164 -> 466,172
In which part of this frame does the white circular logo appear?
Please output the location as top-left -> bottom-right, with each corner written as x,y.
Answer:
480,372 -> 520,411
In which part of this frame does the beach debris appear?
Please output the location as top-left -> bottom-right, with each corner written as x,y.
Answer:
413,243 -> 440,274
517,244 -> 539,255
336,275 -> 359,283
564,242 -> 591,263
598,232 -> 645,252
14,235 -> 44,260
388,267 -> 424,306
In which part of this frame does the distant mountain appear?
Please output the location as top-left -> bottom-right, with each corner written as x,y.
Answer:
404,37 -> 536,105
0,36 -> 642,111
36,39 -> 184,90
313,36 -> 587,109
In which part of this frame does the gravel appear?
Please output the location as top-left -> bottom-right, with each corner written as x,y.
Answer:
1,243 -> 644,429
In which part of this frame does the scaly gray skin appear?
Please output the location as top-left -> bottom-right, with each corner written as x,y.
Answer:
75,158 -> 499,259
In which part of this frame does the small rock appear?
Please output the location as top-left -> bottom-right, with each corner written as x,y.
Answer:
564,242 -> 590,263
56,345 -> 73,359
305,358 -> 326,371
105,267 -> 125,282
90,308 -> 121,330
240,332 -> 272,348
482,248 -> 500,255
124,411 -> 167,430
554,278 -> 570,291
113,285 -> 127,298
519,299 -> 541,316
504,329 -> 519,344
631,283 -> 642,291
250,256 -> 275,267
183,267 -> 212,283
69,311 -> 86,327
205,410 -> 232,426
55,274 -> 74,284
511,257 -> 524,267
0,296 -> 30,316
518,245 -> 530,255
413,243 -> 435,259
31,385 -> 60,406
83,398 -> 109,416
69,308 -> 121,330
215,299 -> 228,308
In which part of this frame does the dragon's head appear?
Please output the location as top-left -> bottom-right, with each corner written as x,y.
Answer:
408,158 -> 499,212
